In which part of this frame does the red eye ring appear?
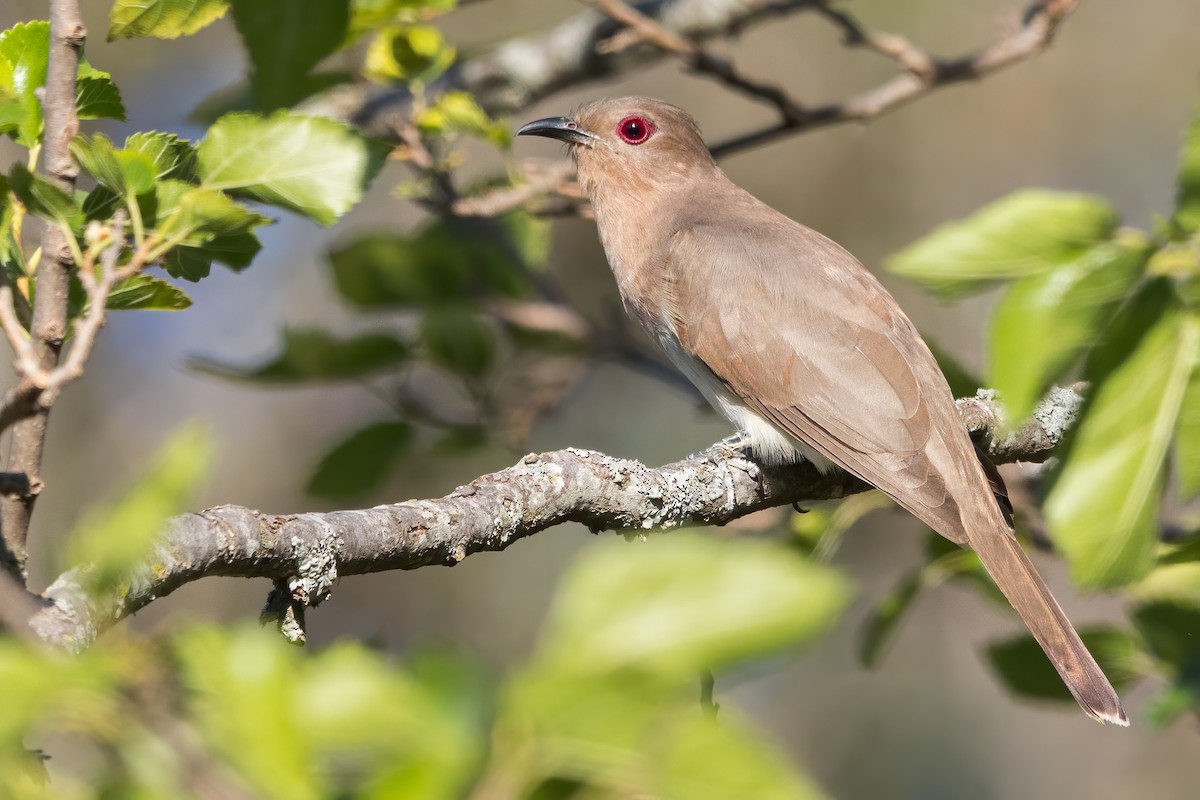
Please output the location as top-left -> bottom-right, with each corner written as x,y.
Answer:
616,115 -> 655,145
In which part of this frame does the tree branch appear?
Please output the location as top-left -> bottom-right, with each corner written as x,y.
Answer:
1,0 -> 86,580
27,386 -> 1082,651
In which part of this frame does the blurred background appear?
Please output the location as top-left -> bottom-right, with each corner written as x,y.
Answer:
4,0 -> 1200,796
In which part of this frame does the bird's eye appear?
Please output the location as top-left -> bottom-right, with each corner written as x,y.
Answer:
616,115 -> 655,145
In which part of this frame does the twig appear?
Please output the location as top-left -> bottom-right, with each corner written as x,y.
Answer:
29,385 -> 1084,652
584,0 -> 807,122
710,0 -> 1080,157
1,0 -> 87,580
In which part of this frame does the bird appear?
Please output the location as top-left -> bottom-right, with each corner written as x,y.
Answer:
516,96 -> 1127,726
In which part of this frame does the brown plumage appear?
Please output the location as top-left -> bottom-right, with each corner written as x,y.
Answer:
517,97 -> 1127,725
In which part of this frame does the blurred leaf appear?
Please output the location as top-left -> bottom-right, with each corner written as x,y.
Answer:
1131,601 -> 1200,673
923,336 -> 981,399
350,0 -> 458,38
365,25 -> 454,85
75,60 -> 127,121
790,492 -> 891,562
421,307 -> 495,378
1130,561 -> 1200,609
229,0 -> 350,109
176,626 -> 321,800
859,571 -> 921,669
307,421 -> 414,500
986,627 -> 1143,703
8,163 -> 83,231
657,712 -> 826,800
193,328 -> 409,382
198,111 -> 386,225
1046,283 -> 1198,587
888,190 -> 1117,299
70,133 -> 158,196
1145,681 -> 1200,729
106,275 -> 192,310
431,426 -> 486,454
0,22 -> 50,146
1175,101 -> 1200,236
109,0 -> 230,40
989,239 -> 1150,424
535,535 -> 850,681
331,218 -> 533,307
60,423 -> 211,592
1177,352 -> 1200,497
417,90 -> 508,147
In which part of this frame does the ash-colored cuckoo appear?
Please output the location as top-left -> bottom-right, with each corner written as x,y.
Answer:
517,97 -> 1126,725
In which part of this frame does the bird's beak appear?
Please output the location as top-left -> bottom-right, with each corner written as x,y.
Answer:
515,116 -> 597,146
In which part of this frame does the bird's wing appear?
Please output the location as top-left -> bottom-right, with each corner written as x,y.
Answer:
667,220 -> 973,539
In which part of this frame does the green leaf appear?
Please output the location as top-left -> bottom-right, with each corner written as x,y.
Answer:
989,239 -> 1151,424
8,163 -> 83,231
70,133 -> 158,196
1177,348 -> 1200,497
106,275 -> 192,310
75,60 -> 126,121
365,25 -> 454,85
197,111 -> 386,225
1046,282 -> 1199,587
229,0 -> 351,110
1175,102 -> 1200,236
421,308 -> 495,378
192,328 -> 409,382
109,0 -> 230,40
888,190 -> 1118,299
657,712 -> 826,800
986,628 -> 1143,703
306,421 -> 414,500
417,90 -> 507,147
60,423 -> 211,592
535,535 -> 850,681
172,185 -> 271,238
1132,602 -> 1200,674
859,571 -> 922,669
0,21 -> 50,146
124,131 -> 198,182
1130,561 -> 1200,610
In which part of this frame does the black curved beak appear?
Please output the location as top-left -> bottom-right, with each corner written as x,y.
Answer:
515,116 -> 596,145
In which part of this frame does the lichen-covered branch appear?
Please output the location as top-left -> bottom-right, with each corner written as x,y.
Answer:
27,386 -> 1083,651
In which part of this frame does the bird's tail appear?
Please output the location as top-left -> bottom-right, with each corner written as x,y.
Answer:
966,506 -> 1128,726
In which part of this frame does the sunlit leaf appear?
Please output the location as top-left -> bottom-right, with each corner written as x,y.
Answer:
536,535 -> 850,681
365,25 -> 454,85
109,0 -> 230,40
198,111 -> 386,225
1177,349 -> 1200,497
657,712 -> 826,800
229,0 -> 350,109
986,628 -> 1143,703
417,90 -> 507,147
888,190 -> 1117,299
60,423 -> 211,592
1130,561 -> 1200,610
989,239 -> 1150,424
70,133 -> 158,196
193,328 -> 409,382
123,131 -> 197,182
1046,282 -> 1198,587
0,22 -> 50,146
306,421 -> 415,500
1175,101 -> 1200,236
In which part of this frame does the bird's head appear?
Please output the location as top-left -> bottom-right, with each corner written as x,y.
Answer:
516,96 -> 716,200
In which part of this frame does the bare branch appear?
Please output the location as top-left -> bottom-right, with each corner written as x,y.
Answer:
29,386 -> 1083,651
710,0 -> 1080,157
1,0 -> 86,579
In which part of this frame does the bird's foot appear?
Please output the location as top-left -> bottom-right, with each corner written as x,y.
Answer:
690,433 -> 749,462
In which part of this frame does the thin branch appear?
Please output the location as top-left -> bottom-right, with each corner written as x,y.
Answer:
28,386 -> 1082,651
583,0 -> 807,122
1,0 -> 86,579
710,0 -> 1080,157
